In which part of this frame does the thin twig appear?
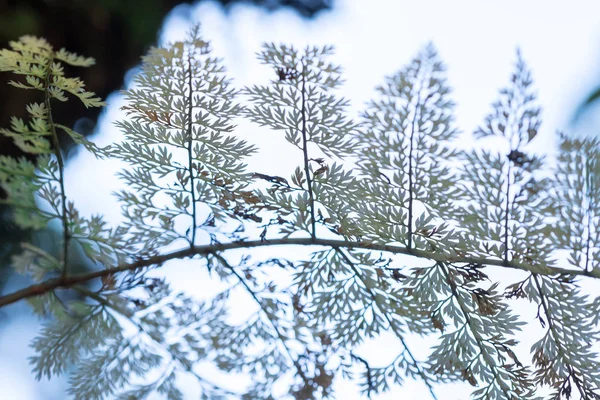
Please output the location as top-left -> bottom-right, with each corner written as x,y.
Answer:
299,56 -> 316,239
503,161 -> 512,264
43,53 -> 70,280
584,155 -> 593,273
1,237 -> 598,308
350,352 -> 373,400
186,54 -> 198,247
407,89 -> 421,251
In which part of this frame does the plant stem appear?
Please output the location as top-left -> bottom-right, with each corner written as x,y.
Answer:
532,274 -> 587,398
212,253 -> 312,388
187,55 -> 198,247
584,154 -> 593,273
440,263 -> 514,398
44,53 -> 70,280
336,248 -> 438,400
503,161 -> 512,264
1,237 -> 598,308
300,57 -> 316,239
407,90 -> 421,251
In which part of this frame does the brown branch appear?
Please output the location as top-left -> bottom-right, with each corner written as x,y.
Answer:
1,237 -> 599,308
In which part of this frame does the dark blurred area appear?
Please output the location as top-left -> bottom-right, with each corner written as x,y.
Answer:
575,85 -> 600,124
0,0 -> 332,298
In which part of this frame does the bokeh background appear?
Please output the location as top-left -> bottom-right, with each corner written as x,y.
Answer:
1,0 -> 600,398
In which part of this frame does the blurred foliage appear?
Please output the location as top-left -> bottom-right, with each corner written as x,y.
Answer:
574,86 -> 600,123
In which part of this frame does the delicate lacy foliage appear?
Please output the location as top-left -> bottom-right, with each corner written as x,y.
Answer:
553,136 -> 600,272
518,274 -> 600,399
0,35 -> 130,288
450,54 -> 600,398
511,134 -> 600,398
453,53 -> 552,265
113,27 -> 258,251
0,36 -> 102,107
0,28 -> 599,400
355,44 -> 460,252
245,44 -> 362,239
409,262 -> 537,400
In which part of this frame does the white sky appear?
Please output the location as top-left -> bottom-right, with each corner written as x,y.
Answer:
2,0 -> 600,399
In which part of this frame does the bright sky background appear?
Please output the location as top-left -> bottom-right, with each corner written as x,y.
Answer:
2,0 -> 600,399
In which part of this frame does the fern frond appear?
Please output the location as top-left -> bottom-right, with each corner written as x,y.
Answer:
454,51 -> 550,263
245,43 -> 362,240
355,44 -> 460,252
526,275 -> 600,398
0,35 -> 110,284
2,28 -> 600,400
113,27 -> 257,252
553,135 -> 600,272
60,279 -> 238,399
30,306 -> 120,380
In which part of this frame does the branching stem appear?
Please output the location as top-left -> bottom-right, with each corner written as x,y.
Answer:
212,253 -> 312,388
407,90 -> 421,250
584,155 -> 593,273
531,274 -> 587,398
44,53 -> 70,280
1,237 -> 598,308
186,55 -> 198,247
350,352 -> 373,399
440,263 -> 514,398
336,248 -> 438,400
503,161 -> 512,264
300,57 -> 316,239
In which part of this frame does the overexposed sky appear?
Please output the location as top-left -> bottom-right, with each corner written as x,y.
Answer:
2,1 -> 600,398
